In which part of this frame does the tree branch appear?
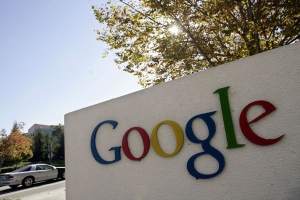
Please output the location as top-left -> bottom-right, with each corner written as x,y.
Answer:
247,0 -> 261,53
153,0 -> 215,67
286,34 -> 300,45
119,0 -> 166,27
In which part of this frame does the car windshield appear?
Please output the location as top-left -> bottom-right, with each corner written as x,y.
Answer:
13,166 -> 32,172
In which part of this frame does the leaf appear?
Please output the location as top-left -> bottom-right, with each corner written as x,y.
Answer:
92,0 -> 300,88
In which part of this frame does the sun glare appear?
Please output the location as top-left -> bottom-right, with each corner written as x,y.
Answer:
169,25 -> 179,35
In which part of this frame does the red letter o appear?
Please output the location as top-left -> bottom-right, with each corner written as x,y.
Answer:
122,127 -> 150,161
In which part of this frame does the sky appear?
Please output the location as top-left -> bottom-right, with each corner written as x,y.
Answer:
0,0 -> 142,133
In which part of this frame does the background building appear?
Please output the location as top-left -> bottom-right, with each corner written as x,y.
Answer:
28,124 -> 55,136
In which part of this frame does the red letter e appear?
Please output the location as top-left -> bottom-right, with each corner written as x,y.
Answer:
239,100 -> 284,146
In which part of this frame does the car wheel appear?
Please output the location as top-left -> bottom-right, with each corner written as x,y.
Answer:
22,177 -> 34,187
9,185 -> 19,189
61,171 -> 65,180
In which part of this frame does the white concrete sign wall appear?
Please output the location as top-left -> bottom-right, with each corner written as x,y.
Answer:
65,43 -> 300,200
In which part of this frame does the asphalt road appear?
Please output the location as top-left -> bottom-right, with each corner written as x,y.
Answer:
0,180 -> 65,200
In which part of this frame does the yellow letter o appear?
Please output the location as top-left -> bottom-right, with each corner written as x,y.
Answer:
151,120 -> 184,157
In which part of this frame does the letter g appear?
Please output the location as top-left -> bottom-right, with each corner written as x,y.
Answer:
185,112 -> 225,179
90,120 -> 121,164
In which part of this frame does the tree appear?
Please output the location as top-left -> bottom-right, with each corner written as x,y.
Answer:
30,124 -> 65,162
51,124 -> 64,160
44,132 -> 53,162
93,0 -> 300,87
31,128 -> 45,162
0,123 -> 33,173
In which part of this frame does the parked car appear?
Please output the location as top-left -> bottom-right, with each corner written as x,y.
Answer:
0,164 -> 65,189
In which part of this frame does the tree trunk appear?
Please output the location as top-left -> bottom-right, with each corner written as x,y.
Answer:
0,157 -> 5,173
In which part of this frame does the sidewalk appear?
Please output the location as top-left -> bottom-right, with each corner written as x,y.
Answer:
0,181 -> 65,200
20,187 -> 66,200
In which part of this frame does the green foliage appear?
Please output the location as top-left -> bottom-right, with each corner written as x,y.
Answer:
30,124 -> 65,162
31,128 -> 45,161
52,124 -> 65,160
42,159 -> 65,167
93,0 -> 300,87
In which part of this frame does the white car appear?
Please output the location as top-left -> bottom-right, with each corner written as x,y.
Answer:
0,164 -> 65,188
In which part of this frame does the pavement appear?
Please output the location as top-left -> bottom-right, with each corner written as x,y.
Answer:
20,187 -> 66,200
0,181 -> 66,200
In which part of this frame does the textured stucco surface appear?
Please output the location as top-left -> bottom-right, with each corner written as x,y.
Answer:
65,43 -> 300,200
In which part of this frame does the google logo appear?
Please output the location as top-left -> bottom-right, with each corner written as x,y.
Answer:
90,86 -> 284,179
